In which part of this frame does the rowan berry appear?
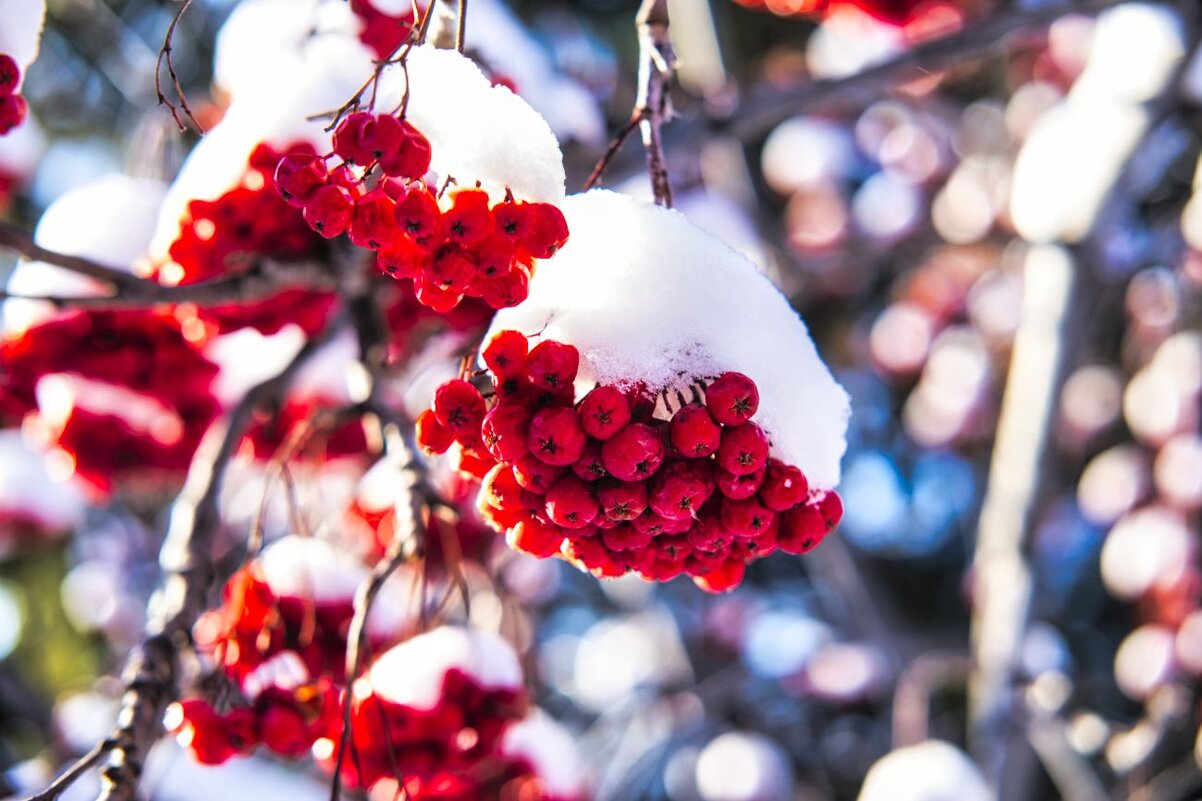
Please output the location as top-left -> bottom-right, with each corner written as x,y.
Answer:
706,371 -> 760,426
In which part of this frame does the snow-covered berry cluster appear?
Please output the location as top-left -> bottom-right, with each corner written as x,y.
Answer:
418,330 -> 843,592
0,53 -> 26,136
274,109 -> 568,313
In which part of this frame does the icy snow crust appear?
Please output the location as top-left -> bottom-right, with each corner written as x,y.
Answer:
368,627 -> 522,711
0,0 -> 46,84
501,711 -> 587,799
490,190 -> 850,489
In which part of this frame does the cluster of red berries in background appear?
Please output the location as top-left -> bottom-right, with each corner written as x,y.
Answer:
0,53 -> 27,136
730,0 -> 961,25
181,557 -> 571,799
273,110 -> 569,313
0,310 -> 220,492
351,0 -> 418,58
417,331 -> 844,592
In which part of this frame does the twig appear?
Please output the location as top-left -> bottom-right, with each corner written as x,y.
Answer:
0,222 -> 150,293
456,0 -> 468,53
20,739 -> 112,801
588,0 -> 676,204
155,0 -> 203,134
78,317 -> 346,801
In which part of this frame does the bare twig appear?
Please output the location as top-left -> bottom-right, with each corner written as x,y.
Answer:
588,0 -> 676,204
155,0 -> 203,134
0,222 -> 150,293
84,317 -> 345,801
20,739 -> 112,801
456,0 -> 468,53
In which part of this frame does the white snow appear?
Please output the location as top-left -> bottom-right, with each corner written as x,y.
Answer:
3,174 -> 166,336
695,731 -> 794,801
365,567 -> 422,642
368,626 -> 522,711
258,535 -> 368,602
373,46 -> 566,204
0,0 -> 47,84
856,741 -> 991,801
241,649 -> 312,700
501,710 -> 587,799
0,111 -> 45,177
213,0 -> 361,101
0,428 -> 86,533
489,190 -> 850,489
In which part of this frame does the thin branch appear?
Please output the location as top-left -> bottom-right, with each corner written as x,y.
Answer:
456,0 -> 468,53
155,0 -> 204,134
589,0 -> 677,203
0,222 -> 150,293
83,316 -> 346,801
20,739 -> 112,801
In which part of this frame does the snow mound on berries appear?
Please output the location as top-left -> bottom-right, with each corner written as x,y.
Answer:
857,741 -> 990,801
368,627 -> 522,711
150,35 -> 373,259
0,0 -> 46,81
0,429 -> 86,534
373,46 -> 566,204
490,190 -> 850,489
259,535 -> 368,602
3,174 -> 166,336
213,0 -> 361,100
502,711 -> 587,800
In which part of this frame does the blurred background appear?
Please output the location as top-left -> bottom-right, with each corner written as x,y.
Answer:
2,0 -> 1202,799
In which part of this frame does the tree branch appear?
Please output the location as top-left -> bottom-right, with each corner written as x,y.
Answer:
0,222 -> 151,293
71,316 -> 347,801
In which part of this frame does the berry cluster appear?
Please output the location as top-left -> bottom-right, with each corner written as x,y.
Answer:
0,310 -> 219,492
417,331 -> 844,592
274,111 -> 568,313
730,0 -> 952,25
0,53 -> 27,136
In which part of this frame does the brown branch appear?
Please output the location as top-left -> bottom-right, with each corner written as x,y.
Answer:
20,740 -> 112,801
588,0 -> 677,203
456,0 -> 468,53
155,0 -> 204,134
78,316 -> 346,801
0,222 -> 151,293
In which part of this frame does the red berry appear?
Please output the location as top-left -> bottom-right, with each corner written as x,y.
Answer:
526,340 -> 579,392
302,184 -> 355,238
715,464 -> 765,500
443,188 -> 493,246
451,443 -> 495,478
379,121 -> 431,179
649,462 -> 713,521
377,237 -> 425,279
687,514 -> 733,552
476,263 -> 531,310
273,153 -> 328,206
602,522 -> 652,552
482,330 -> 528,377
0,55 -> 20,96
759,459 -> 809,511
693,559 -> 746,593
260,703 -> 313,756
225,708 -> 260,753
777,506 -> 826,554
480,404 -> 531,462
0,94 -> 28,135
512,452 -> 565,493
416,408 -> 454,455
578,386 -> 632,441
601,423 -> 665,482
572,440 -> 609,482
482,463 -> 530,512
508,515 -> 565,557
597,480 -> 648,522
169,700 -> 237,765
515,202 -> 569,259
415,277 -> 464,313
473,235 -> 516,280
395,185 -> 441,244
432,379 -> 486,438
349,188 -> 399,249
361,113 -> 406,162
706,372 -> 760,426
816,491 -> 843,531
332,111 -> 375,164
716,422 -> 769,476
545,475 -> 599,529
526,406 -> 587,466
428,244 -> 476,293
669,403 -> 722,457
720,496 -> 777,538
